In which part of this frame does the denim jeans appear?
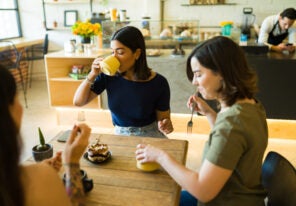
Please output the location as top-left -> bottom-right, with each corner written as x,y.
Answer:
114,122 -> 166,138
180,190 -> 198,206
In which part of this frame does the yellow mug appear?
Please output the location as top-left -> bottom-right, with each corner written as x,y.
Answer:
137,161 -> 160,172
99,55 -> 120,76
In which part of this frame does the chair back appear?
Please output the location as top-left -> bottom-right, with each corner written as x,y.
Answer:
0,41 -> 21,70
262,151 -> 296,206
26,34 -> 48,60
43,33 -> 49,55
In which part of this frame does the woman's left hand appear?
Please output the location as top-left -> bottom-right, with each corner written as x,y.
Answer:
158,118 -> 173,134
42,151 -> 62,172
135,144 -> 164,163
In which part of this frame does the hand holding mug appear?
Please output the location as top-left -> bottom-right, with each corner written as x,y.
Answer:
90,55 -> 120,77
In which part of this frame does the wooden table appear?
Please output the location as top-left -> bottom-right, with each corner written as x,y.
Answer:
27,132 -> 188,206
0,37 -> 44,51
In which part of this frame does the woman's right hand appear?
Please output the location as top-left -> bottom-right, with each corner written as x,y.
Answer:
187,95 -> 212,116
88,57 -> 103,79
64,123 -> 91,164
187,95 -> 217,128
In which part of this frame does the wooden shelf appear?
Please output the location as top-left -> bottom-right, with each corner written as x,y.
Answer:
49,77 -> 84,82
46,27 -> 71,31
181,3 -> 236,6
45,52 -> 101,109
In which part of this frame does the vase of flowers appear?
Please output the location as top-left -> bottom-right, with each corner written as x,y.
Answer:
72,20 -> 102,44
81,36 -> 91,44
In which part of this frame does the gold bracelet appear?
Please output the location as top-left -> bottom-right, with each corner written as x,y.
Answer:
85,76 -> 95,85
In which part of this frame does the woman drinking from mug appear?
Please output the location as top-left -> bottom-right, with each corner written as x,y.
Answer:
74,26 -> 173,138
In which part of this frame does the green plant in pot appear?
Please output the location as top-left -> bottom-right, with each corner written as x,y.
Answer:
32,127 -> 53,162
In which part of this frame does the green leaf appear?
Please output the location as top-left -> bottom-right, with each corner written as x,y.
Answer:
38,127 -> 45,146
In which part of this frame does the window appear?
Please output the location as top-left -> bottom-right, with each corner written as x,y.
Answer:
0,0 -> 22,40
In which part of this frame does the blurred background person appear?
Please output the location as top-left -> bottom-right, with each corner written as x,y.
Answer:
0,64 -> 90,206
258,7 -> 296,53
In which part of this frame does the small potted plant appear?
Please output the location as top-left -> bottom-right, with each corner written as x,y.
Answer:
32,127 -> 53,162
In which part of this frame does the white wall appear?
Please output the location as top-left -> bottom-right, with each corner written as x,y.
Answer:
19,0 -> 295,50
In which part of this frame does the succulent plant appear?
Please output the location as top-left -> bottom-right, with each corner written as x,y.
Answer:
36,127 -> 50,151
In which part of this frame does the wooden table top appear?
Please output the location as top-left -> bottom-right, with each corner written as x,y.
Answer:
0,37 -> 44,51
27,132 -> 188,206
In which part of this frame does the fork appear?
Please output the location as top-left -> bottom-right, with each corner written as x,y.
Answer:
187,88 -> 199,135
187,102 -> 196,135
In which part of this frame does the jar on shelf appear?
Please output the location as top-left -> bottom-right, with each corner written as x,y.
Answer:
119,9 -> 127,21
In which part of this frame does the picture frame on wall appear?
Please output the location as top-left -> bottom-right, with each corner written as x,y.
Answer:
64,10 -> 78,27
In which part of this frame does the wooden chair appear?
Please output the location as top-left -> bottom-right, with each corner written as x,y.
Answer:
25,34 -> 48,88
0,41 -> 28,108
262,151 -> 296,206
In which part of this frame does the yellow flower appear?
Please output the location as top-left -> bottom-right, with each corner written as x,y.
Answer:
219,21 -> 234,27
72,20 -> 102,37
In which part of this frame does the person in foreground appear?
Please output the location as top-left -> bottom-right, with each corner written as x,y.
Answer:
73,26 -> 173,137
136,36 -> 268,206
0,64 -> 91,206
258,7 -> 296,53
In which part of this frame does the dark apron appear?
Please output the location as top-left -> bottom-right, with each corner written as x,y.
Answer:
267,21 -> 289,45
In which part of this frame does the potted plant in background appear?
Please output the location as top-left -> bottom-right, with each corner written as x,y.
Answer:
32,127 -> 53,162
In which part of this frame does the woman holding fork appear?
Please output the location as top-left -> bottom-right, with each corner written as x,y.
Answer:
136,36 -> 268,206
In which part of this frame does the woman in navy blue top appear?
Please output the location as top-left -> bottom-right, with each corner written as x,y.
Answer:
74,26 -> 173,137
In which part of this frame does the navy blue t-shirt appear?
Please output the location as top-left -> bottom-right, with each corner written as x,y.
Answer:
91,73 -> 170,127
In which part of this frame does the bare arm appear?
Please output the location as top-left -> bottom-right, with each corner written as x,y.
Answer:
73,78 -> 98,106
136,144 -> 232,202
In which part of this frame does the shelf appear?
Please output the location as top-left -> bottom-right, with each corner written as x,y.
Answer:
50,77 -> 84,81
44,0 -> 90,4
46,27 -> 71,31
181,3 -> 236,6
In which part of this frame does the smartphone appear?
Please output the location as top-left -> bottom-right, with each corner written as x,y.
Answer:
57,130 -> 72,142
286,43 -> 293,46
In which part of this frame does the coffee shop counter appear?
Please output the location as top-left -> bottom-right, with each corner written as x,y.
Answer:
246,51 -> 296,120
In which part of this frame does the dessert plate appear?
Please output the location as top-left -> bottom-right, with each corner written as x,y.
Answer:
83,151 -> 112,164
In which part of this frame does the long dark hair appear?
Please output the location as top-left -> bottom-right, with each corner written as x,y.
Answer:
186,36 -> 258,106
0,64 -> 24,206
111,26 -> 151,80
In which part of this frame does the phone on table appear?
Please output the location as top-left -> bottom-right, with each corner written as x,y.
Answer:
57,130 -> 72,142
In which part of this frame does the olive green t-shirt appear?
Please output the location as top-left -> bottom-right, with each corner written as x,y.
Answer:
199,102 -> 268,206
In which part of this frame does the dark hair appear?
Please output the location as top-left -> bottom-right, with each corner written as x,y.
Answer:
280,8 -> 296,20
111,26 -> 151,80
0,64 -> 24,206
186,36 -> 258,106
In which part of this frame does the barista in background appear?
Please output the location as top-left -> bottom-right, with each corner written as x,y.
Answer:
258,7 -> 296,53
